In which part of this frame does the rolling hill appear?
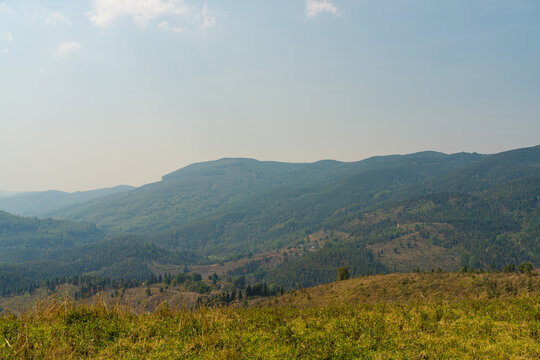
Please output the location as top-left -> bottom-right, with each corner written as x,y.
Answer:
0,233 -> 203,296
0,185 -> 134,217
50,151 -> 484,240
147,146 -> 539,262
0,210 -> 104,263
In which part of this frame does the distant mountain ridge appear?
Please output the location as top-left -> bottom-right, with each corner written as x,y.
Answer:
423,145 -> 540,193
0,185 -> 134,217
48,151 -> 484,235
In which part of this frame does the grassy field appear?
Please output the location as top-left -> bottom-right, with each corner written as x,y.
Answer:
256,271 -> 540,306
1,272 -> 539,359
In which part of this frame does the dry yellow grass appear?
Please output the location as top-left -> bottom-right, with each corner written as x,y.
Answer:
255,271 -> 540,307
1,271 -> 539,359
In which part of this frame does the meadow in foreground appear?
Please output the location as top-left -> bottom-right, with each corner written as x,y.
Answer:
1,271 -> 539,359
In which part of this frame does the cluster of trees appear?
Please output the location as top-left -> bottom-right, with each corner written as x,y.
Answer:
200,290 -> 244,307
337,266 -> 350,281
502,262 -> 535,274
263,240 -> 386,289
161,272 -> 202,286
199,281 -> 281,307
158,272 -> 210,294
0,270 -> 41,296
75,276 -> 141,299
0,269 -> 142,298
0,234 -> 206,296
245,281 -> 280,297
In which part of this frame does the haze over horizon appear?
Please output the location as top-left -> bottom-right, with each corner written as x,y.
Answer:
2,0 -> 539,192
2,145 -> 537,194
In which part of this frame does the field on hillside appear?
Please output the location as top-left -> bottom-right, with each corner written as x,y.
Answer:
1,272 -> 539,359
256,271 -> 540,307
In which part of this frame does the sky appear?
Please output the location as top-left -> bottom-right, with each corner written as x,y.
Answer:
1,0 -> 539,192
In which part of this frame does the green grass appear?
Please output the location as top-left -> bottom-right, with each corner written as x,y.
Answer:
1,298 -> 538,359
1,273 -> 539,359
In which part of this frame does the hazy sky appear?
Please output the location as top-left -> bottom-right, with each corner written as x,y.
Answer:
1,0 -> 539,192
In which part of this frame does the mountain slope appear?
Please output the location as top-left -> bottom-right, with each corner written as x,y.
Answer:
256,271 -> 540,307
0,234 -> 205,296
314,173 -> 540,272
0,185 -> 134,217
49,146 -> 538,262
50,152 -> 482,237
425,145 -> 540,193
149,146 -> 538,259
198,147 -> 540,288
0,210 -> 105,263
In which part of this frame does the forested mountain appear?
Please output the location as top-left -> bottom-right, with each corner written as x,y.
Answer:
423,145 -> 540,193
0,210 -> 205,295
50,152 -> 482,236
255,172 -> 540,288
0,235 -> 203,296
153,146 -> 538,289
0,145 -> 538,295
0,211 -> 104,263
146,147 -> 538,259
0,185 -> 134,217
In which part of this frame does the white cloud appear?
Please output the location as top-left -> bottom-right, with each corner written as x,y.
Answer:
57,41 -> 82,59
46,12 -> 71,25
88,0 -> 190,27
2,49 -> 8,55
198,5 -> 215,33
0,3 -> 9,14
158,21 -> 183,33
305,0 -> 338,18
0,32 -> 13,42
88,0 -> 215,34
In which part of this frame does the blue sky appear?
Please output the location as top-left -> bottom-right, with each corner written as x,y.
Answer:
1,0 -> 539,191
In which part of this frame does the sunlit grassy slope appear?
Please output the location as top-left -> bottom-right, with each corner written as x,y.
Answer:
1,271 -> 539,359
256,270 -> 540,306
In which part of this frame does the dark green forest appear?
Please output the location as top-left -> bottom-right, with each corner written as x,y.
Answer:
0,211 -> 104,263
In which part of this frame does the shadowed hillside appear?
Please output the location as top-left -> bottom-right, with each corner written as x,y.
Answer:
0,210 -> 104,263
